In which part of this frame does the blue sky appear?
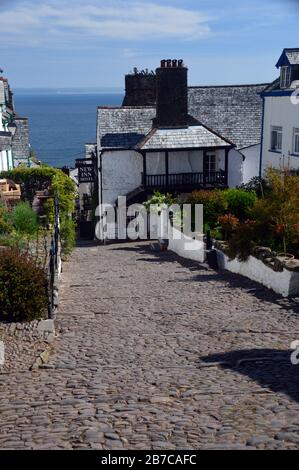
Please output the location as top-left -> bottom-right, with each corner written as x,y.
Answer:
0,0 -> 298,88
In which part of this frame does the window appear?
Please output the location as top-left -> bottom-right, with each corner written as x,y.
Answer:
293,128 -> 299,155
270,126 -> 283,152
280,66 -> 291,89
204,153 -> 216,173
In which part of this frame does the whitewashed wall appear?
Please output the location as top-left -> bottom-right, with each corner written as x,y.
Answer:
216,249 -> 299,297
98,147 -> 245,207
0,151 -> 8,172
168,227 -> 205,263
7,149 -> 13,169
0,109 -> 3,132
262,95 -> 299,174
0,107 -> 13,172
227,149 -> 243,187
101,150 -> 143,205
241,144 -> 260,183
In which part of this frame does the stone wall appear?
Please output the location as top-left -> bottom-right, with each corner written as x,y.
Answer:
0,319 -> 55,373
0,131 -> 12,152
3,319 -> 55,342
12,118 -> 30,161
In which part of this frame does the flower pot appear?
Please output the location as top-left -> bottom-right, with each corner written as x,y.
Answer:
158,238 -> 169,251
277,252 -> 295,261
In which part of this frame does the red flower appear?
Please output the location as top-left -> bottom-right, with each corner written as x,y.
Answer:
275,223 -> 287,235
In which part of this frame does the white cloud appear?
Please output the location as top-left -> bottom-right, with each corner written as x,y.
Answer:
0,0 -> 211,44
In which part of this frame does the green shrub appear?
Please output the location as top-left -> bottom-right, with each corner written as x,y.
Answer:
0,233 -> 27,250
9,202 -> 39,237
223,188 -> 257,221
186,190 -> 227,229
0,167 -> 77,256
0,202 -> 11,234
60,218 -> 76,258
144,191 -> 177,213
210,227 -> 223,240
252,169 -> 299,254
0,248 -> 48,322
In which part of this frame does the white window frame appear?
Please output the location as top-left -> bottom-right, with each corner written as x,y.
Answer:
293,128 -> 299,156
270,126 -> 283,152
204,152 -> 217,173
280,66 -> 291,89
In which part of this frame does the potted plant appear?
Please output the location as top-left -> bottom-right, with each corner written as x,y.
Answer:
144,191 -> 178,250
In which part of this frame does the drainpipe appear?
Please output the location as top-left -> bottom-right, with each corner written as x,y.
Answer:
98,149 -> 103,214
259,95 -> 265,178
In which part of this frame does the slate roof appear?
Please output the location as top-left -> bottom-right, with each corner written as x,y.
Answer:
97,106 -> 155,149
285,49 -> 299,65
137,125 -> 231,151
97,83 -> 268,151
262,78 -> 280,93
276,48 -> 299,67
188,84 -> 268,149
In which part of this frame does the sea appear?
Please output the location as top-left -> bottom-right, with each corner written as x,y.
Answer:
14,88 -> 124,168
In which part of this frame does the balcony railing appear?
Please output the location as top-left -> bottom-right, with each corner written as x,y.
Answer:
144,171 -> 227,189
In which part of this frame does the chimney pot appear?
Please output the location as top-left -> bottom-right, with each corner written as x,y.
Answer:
166,59 -> 172,68
172,59 -> 178,68
161,60 -> 166,68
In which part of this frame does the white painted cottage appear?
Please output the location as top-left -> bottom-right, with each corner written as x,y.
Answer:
0,77 -> 14,172
260,48 -> 299,175
96,61 -> 268,204
77,59 -> 269,238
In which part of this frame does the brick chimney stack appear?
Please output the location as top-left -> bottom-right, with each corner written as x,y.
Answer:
156,59 -> 188,128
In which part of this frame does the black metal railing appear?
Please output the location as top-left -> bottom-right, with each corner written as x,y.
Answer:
144,171 -> 226,189
205,171 -> 227,185
48,193 -> 60,318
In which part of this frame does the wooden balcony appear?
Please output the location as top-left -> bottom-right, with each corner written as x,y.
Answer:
143,171 -> 227,191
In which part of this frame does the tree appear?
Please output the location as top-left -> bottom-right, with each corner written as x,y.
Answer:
253,168 -> 299,254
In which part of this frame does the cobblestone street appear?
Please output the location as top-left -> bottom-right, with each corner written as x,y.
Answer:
1,241 -> 299,449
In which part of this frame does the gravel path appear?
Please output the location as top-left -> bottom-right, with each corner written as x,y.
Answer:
1,241 -> 299,449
